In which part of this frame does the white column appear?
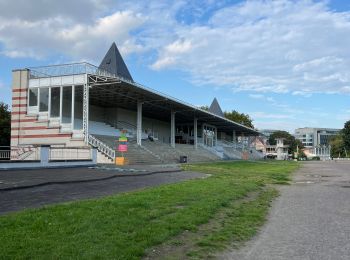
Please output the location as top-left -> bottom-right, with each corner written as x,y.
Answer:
171,110 -> 176,148
83,83 -> 89,144
232,130 -> 236,143
71,85 -> 75,129
194,118 -> 198,150
137,102 -> 143,146
214,127 -> 217,146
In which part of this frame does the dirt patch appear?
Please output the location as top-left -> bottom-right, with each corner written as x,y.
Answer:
143,190 -> 262,260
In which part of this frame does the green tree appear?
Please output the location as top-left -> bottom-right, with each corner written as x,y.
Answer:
268,130 -> 303,154
342,120 -> 350,151
199,105 -> 209,111
224,110 -> 254,129
330,134 -> 345,158
0,102 -> 11,147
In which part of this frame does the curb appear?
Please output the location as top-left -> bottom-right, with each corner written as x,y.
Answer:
0,169 -> 182,192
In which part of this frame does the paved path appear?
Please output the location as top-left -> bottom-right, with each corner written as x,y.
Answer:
0,165 -> 181,190
220,161 -> 350,260
0,168 -> 205,215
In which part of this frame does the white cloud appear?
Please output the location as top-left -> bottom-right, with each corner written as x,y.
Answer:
1,0 -> 350,95
148,0 -> 350,95
251,111 -> 293,119
0,8 -> 145,62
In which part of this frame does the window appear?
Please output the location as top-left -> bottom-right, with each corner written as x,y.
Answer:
39,88 -> 49,112
29,88 -> 38,106
62,86 -> 72,124
50,87 -> 60,117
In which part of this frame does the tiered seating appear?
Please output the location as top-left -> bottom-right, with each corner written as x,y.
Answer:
89,121 -> 121,136
143,140 -> 221,163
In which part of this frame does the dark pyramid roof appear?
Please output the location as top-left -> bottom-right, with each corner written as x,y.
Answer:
99,42 -> 133,81
209,98 -> 224,117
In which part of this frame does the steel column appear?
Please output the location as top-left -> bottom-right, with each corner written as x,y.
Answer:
83,83 -> 89,144
194,117 -> 198,150
171,111 -> 176,148
137,102 -> 143,146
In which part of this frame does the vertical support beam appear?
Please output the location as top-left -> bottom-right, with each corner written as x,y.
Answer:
232,130 -> 236,143
214,127 -> 217,147
71,85 -> 75,130
83,82 -> 89,144
194,117 -> 198,150
137,101 -> 143,146
171,110 -> 176,148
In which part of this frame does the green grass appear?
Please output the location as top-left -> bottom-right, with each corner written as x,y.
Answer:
0,161 -> 298,259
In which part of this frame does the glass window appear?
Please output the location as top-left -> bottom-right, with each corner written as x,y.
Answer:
62,86 -> 72,124
50,87 -> 60,117
29,88 -> 38,106
39,88 -> 49,112
74,85 -> 83,129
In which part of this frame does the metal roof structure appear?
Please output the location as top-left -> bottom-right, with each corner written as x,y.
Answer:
28,44 -> 259,136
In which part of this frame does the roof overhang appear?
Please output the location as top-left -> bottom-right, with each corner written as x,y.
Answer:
88,74 -> 260,136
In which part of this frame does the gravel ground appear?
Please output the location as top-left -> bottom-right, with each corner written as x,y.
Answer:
0,170 -> 205,215
219,161 -> 350,260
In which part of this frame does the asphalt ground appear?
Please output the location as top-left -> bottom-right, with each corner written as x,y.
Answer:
220,161 -> 350,260
0,168 -> 205,215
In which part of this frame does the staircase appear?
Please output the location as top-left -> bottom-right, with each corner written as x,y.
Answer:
91,134 -> 162,165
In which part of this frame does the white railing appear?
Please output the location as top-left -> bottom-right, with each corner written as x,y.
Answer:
88,134 -> 115,160
49,147 -> 92,161
0,150 -> 10,160
139,145 -> 162,161
218,139 -> 246,150
0,146 -> 40,161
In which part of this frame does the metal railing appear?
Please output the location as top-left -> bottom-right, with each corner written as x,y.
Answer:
0,150 -> 10,160
29,62 -> 116,79
49,147 -> 92,161
88,134 -> 115,160
0,146 -> 40,161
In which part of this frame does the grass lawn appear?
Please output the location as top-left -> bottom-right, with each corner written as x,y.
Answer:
0,161 -> 298,259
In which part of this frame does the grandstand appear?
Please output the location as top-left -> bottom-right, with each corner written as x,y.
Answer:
10,43 -> 262,164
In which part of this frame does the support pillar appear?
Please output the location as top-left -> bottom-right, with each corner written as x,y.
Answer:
83,83 -> 89,144
232,130 -> 236,143
171,111 -> 176,148
194,118 -> 198,150
137,102 -> 143,146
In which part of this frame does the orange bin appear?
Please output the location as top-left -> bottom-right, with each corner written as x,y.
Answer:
115,157 -> 125,165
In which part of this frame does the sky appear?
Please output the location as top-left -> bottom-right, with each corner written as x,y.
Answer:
0,0 -> 350,133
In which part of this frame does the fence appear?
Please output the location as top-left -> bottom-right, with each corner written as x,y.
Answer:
49,147 -> 92,161
0,146 -> 40,161
0,146 -> 97,170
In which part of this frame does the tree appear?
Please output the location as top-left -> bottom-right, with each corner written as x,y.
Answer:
342,120 -> 350,152
330,134 -> 345,158
268,130 -> 303,154
199,105 -> 209,111
0,102 -> 11,147
224,110 -> 254,129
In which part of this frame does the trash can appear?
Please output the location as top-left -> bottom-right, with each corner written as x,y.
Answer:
179,156 -> 187,163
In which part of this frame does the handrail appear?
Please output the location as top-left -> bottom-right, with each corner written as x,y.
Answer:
139,145 -> 162,161
88,134 -> 115,160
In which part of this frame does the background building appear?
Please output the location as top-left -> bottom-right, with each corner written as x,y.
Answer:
294,127 -> 340,148
294,127 -> 340,159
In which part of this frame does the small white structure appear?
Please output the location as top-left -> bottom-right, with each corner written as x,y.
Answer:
276,138 -> 289,160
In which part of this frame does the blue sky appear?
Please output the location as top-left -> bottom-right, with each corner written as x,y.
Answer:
0,0 -> 349,132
